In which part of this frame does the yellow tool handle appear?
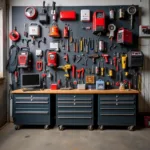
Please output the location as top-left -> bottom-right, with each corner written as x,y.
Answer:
101,68 -> 104,76
80,40 -> 83,51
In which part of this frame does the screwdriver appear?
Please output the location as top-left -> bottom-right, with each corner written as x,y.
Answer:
24,23 -> 28,37
101,62 -> 104,76
80,37 -> 83,51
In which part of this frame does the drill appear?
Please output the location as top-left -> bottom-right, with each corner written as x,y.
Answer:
57,64 -> 71,78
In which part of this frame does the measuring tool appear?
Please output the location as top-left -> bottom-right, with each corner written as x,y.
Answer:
25,6 -> 37,20
9,27 -> 20,42
127,5 -> 137,29
121,54 -> 127,69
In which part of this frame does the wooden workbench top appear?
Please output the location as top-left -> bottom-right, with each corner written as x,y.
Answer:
11,89 -> 139,94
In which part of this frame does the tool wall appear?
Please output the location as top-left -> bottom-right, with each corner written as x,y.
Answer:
10,4 -> 143,90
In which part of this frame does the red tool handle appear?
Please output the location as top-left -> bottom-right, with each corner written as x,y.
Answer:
76,70 -> 81,79
81,68 -> 84,78
72,65 -> 76,78
36,61 -> 43,71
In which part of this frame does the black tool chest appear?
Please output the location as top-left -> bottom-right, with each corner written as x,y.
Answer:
98,94 -> 137,130
13,94 -> 51,130
56,94 -> 94,130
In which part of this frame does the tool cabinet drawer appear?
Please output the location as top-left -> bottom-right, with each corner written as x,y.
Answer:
56,94 -> 94,126
100,94 -> 135,101
13,94 -> 51,126
98,94 -> 137,126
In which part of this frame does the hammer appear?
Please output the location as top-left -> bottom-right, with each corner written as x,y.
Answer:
88,54 -> 99,64
102,54 -> 109,63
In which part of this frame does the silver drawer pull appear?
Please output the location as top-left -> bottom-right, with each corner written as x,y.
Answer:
100,114 -> 135,116
15,111 -> 49,114
58,111 -> 92,113
100,108 -> 134,110
116,95 -> 118,98
58,116 -> 92,119
16,102 -> 48,104
74,96 -> 76,98
58,106 -> 92,108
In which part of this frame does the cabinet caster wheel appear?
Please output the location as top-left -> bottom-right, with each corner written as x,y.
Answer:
58,125 -> 64,131
44,125 -> 49,130
88,125 -> 93,131
128,126 -> 134,131
99,125 -> 104,130
15,125 -> 20,130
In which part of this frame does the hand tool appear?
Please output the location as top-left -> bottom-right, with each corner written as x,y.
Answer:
76,68 -> 84,79
117,28 -> 132,45
60,39 -> 65,50
72,55 -> 76,63
108,69 -> 113,77
25,6 -> 37,20
83,57 -> 88,66
102,54 -> 109,63
72,65 -> 76,79
101,62 -> 104,76
22,39 -> 31,47
109,9 -> 115,20
108,24 -> 116,42
51,1 -> 56,21
47,72 -> 53,82
81,9 -> 90,22
24,24 -> 28,37
42,73 -> 47,90
95,62 -> 100,75
121,54 -> 127,69
99,40 -> 105,51
57,79 -> 61,88
118,7 -> 125,19
88,54 -> 99,64
64,53 -> 69,63
73,41 -> 76,52
82,26 -> 91,30
63,24 -> 69,38
57,64 -> 71,78
90,39 -> 94,50
95,40 -> 98,53
128,81 -> 131,90
66,39 -> 69,51
93,10 -> 106,35
86,76 -> 95,84
80,37 -> 83,51
91,65 -> 95,74
60,11 -> 76,21
9,27 -> 20,42
39,1 -> 49,24
85,39 -> 89,53
76,55 -> 82,63
75,39 -> 78,53
45,51 -> 57,67
36,60 -> 43,71
127,5 -> 137,29
106,80 -> 110,89
69,29 -> 73,43
113,56 -> 117,70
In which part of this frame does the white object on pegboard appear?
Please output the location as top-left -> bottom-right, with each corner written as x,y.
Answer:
139,25 -> 150,37
80,9 -> 90,22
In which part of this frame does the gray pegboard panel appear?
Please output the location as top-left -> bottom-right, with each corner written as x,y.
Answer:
12,5 -> 139,89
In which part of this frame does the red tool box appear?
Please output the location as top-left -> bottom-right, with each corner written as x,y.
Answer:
60,11 -> 76,21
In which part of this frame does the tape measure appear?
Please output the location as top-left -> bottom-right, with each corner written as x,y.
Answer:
25,6 -> 37,20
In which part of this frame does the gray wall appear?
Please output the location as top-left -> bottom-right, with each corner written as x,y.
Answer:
7,0 -> 150,113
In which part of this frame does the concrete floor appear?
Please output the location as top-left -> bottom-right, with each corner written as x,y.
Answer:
0,124 -> 150,150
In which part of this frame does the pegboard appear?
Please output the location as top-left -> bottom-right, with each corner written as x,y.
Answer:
11,5 -> 139,90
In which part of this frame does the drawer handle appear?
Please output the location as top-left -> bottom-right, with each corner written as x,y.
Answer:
15,102 -> 48,104
15,111 -> 49,114
116,95 -> 118,98
100,114 -> 135,116
58,111 -> 92,113
100,108 -> 135,110
74,96 -> 76,98
58,106 -> 92,108
58,116 -> 92,119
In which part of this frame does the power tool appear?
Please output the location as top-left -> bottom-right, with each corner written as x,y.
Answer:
18,47 -> 32,68
57,64 -> 71,78
121,54 -> 127,69
93,10 -> 106,35
45,51 -> 57,67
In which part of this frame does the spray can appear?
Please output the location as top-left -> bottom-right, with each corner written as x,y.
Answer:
109,9 -> 115,20
63,25 -> 69,38
119,8 -> 125,19
99,40 -> 105,51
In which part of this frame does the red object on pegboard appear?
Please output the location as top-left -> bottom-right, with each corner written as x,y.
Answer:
144,116 -> 150,128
